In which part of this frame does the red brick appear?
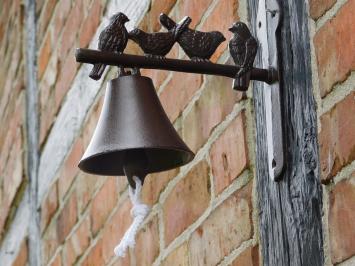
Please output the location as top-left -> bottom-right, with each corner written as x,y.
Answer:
200,0 -> 239,62
309,0 -> 336,19
58,137 -> 84,198
149,0 -> 177,31
57,192 -> 78,243
63,216 -> 91,265
231,245 -> 259,266
59,0 -> 84,58
141,68 -> 170,91
90,177 -> 119,235
141,168 -> 179,205
314,0 -> 355,97
54,53 -> 78,112
135,216 -> 160,265
76,173 -> 99,213
13,239 -> 28,266
53,0 -> 72,38
163,160 -> 210,245
42,222 -> 59,264
79,0 -> 102,48
101,199 -> 132,265
160,72 -> 203,122
37,0 -> 57,45
179,0 -> 214,28
41,182 -> 59,233
329,173 -> 355,263
188,183 -> 253,265
162,243 -> 189,265
319,92 -> 355,182
183,76 -> 242,152
38,31 -> 52,79
210,112 -> 248,194
49,252 -> 62,266
82,96 -> 104,148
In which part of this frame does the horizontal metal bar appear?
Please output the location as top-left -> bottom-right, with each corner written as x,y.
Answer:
75,48 -> 278,84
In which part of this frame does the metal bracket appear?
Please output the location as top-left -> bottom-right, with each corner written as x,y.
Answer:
256,0 -> 284,181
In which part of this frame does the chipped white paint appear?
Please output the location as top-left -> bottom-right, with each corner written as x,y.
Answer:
0,191 -> 30,265
37,0 -> 150,204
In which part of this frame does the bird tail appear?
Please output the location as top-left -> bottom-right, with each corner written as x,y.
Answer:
159,13 -> 176,30
174,16 -> 191,40
89,63 -> 106,80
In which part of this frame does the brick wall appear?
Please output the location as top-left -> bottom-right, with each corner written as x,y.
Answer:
309,0 -> 355,265
0,0 -> 353,265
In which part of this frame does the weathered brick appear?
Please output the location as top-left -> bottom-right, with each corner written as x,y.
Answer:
37,0 -> 57,44
57,192 -> 78,244
42,222 -> 59,264
135,216 -> 160,265
79,0 -> 102,48
53,0 -> 72,38
49,252 -> 62,266
90,177 -> 119,235
231,245 -> 259,266
59,0 -> 84,58
160,72 -> 203,122
314,0 -> 355,97
76,173 -> 99,213
100,199 -> 132,265
328,173 -> 355,263
58,137 -> 83,198
183,76 -> 242,152
309,0 -> 336,19
210,112 -> 248,194
200,0 -> 239,62
54,53 -> 78,112
179,0 -> 214,28
41,181 -> 59,233
13,238 -> 28,266
63,215 -> 91,265
319,92 -> 355,182
38,31 -> 52,79
162,243 -> 190,266
188,183 -> 253,265
141,168 -> 179,205
149,0 -> 177,31
163,160 -> 210,245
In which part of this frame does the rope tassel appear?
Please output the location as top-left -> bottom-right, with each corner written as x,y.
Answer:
114,176 -> 150,257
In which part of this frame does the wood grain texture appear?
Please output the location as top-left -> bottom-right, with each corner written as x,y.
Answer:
248,0 -> 324,265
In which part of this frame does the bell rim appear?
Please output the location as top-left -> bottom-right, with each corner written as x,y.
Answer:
78,146 -> 195,176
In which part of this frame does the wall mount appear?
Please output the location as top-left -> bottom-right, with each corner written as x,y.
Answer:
75,11 -> 284,181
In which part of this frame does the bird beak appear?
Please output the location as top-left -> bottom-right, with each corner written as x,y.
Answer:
228,26 -> 234,32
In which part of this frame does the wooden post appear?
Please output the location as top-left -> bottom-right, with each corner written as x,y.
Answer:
248,0 -> 324,265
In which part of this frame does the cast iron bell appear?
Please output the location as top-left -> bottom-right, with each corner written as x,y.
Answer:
79,74 -> 194,187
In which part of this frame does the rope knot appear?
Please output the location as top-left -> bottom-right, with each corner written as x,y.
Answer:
114,176 -> 150,258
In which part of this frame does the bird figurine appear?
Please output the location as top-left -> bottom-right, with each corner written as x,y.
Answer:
129,16 -> 191,59
89,12 -> 129,80
228,22 -> 258,90
159,14 -> 226,62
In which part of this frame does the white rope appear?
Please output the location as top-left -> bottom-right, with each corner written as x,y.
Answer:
114,176 -> 150,257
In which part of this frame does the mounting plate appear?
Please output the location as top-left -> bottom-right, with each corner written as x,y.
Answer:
256,0 -> 284,181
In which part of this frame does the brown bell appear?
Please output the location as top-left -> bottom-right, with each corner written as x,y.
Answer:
78,74 -> 194,187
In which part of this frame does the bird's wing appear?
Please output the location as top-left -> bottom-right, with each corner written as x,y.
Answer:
98,28 -> 112,51
229,37 -> 245,66
242,37 -> 257,69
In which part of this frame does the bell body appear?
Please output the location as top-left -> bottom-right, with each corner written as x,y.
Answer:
79,75 -> 194,176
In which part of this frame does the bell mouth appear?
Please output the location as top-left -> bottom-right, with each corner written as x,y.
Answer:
78,147 -> 194,176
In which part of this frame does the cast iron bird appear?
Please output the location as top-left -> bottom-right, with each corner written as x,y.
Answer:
159,14 -> 226,62
89,12 -> 129,80
228,22 -> 257,90
129,16 -> 191,59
